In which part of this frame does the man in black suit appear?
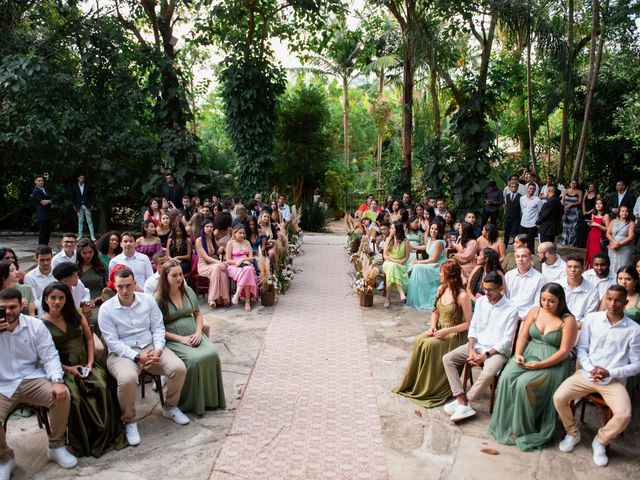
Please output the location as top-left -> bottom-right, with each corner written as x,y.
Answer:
536,185 -> 564,243
503,181 -> 522,245
71,174 -> 96,240
607,180 -> 636,218
160,172 -> 185,208
31,175 -> 52,245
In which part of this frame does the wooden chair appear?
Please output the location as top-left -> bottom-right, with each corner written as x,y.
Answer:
139,371 -> 165,407
192,274 -> 210,299
3,404 -> 51,435
571,393 -> 613,425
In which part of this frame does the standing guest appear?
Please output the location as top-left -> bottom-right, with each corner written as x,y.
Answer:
489,283 -> 577,451
558,255 -> 599,326
167,222 -> 192,275
481,181 -> 503,228
179,196 -> 193,224
606,205 -> 635,273
463,212 -> 480,237
576,183 -> 599,248
0,288 -> 78,476
382,222 -> 410,308
503,174 -> 521,197
505,247 -> 546,320
393,260 -> 472,407
536,184 -> 564,243
607,180 -> 636,218
143,251 -> 169,296
428,197 -> 437,209
519,183 -> 542,253
501,234 -> 542,273
40,283 -> 127,456
539,173 -> 556,202
434,199 -> 447,219
143,198 -> 163,226
451,222 -> 478,279
560,180 -> 583,246
71,175 -> 96,241
553,286 -> 640,467
51,233 -> 78,269
583,253 -> 616,299
24,244 -> 55,312
52,262 -> 90,310
466,248 -> 505,303
443,272 -> 518,422
195,220 -> 230,309
160,173 -> 185,208
76,238 -> 107,302
135,220 -> 163,263
109,232 -> 153,291
156,260 -> 226,415
277,195 -> 291,223
0,249 -> 25,284
443,211 -> 455,240
476,224 -> 506,263
98,268 -> 189,447
0,260 -> 35,315
537,242 -> 566,282
269,186 -> 279,203
503,181 -> 522,245
95,231 -> 121,270
156,214 -> 172,248
225,225 -> 258,312
31,174 -> 53,246
254,193 -> 267,209
603,266 -> 640,322
585,198 -> 610,268
407,222 -> 447,309
402,193 -> 414,213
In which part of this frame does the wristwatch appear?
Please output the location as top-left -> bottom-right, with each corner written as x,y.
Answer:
485,351 -> 492,358
52,378 -> 64,384
133,354 -> 141,364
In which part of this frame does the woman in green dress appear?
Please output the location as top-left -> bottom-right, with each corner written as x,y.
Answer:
40,282 -> 127,457
382,221 -> 410,308
77,238 -> 108,300
393,260 -> 472,407
156,259 -> 226,415
407,222 -> 447,309
488,282 -> 577,451
405,216 -> 425,269
95,231 -> 121,271
0,260 -> 35,315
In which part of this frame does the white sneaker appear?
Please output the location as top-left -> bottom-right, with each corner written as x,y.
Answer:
125,422 -> 141,446
47,447 -> 78,469
163,407 -> 190,425
558,433 -> 580,453
592,437 -> 609,467
151,375 -> 168,392
443,399 -> 459,416
0,458 -> 16,480
450,404 -> 477,422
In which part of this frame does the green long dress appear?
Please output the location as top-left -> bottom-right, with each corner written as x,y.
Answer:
488,322 -> 570,451
383,241 -> 409,290
161,286 -> 226,415
407,239 -> 447,309
44,322 -> 127,457
405,232 -> 423,268
393,298 -> 468,407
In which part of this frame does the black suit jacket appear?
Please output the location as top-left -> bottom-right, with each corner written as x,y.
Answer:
31,186 -> 52,221
504,191 -> 522,220
160,183 -> 185,207
536,195 -> 564,236
608,191 -> 636,213
71,183 -> 95,209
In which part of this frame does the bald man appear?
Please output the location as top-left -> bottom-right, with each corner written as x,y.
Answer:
537,241 -> 566,282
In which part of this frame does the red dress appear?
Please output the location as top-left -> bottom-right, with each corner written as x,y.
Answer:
585,215 -> 604,269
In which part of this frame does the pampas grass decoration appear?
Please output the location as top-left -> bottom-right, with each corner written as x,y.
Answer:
257,254 -> 271,291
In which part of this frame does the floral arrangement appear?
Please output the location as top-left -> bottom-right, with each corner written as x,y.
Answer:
257,254 -> 277,293
350,251 -> 379,296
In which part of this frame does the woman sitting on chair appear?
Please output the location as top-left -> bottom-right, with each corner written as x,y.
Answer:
226,225 -> 259,312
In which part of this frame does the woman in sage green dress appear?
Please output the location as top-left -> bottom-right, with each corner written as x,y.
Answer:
407,222 -> 447,309
489,282 -> 577,451
40,282 -> 127,457
405,216 -> 425,269
382,221 -> 410,308
394,260 -> 472,407
156,260 -> 226,415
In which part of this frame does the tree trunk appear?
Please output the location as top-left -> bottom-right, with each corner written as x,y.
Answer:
376,69 -> 385,188
430,67 -> 441,140
401,45 -> 414,192
557,0 -> 574,182
342,76 -> 350,168
526,19 -> 537,175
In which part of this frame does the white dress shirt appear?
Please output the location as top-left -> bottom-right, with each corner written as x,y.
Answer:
98,292 -> 166,361
519,195 -> 542,228
505,267 -> 546,319
541,256 -> 567,282
468,295 -> 519,356
109,252 -> 154,288
558,277 -> 600,322
144,272 -> 160,296
278,204 -> 292,222
577,311 -> 640,384
0,314 -> 64,398
583,269 -> 616,299
24,267 -> 55,312
51,250 -> 77,269
71,280 -> 91,307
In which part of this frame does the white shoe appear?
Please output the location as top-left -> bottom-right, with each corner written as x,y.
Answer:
47,447 -> 78,469
558,433 -> 580,453
151,375 -> 168,392
0,458 -> 16,480
450,404 -> 476,423
443,399 -> 459,416
125,422 -> 141,446
163,407 -> 190,425
592,437 -> 608,467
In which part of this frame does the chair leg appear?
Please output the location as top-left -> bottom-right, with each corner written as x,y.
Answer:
580,401 -> 586,422
38,407 -> 51,436
140,375 -> 146,399
462,363 -> 473,390
489,378 -> 497,414
155,376 -> 165,407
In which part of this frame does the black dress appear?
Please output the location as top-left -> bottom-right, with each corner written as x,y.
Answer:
576,195 -> 596,248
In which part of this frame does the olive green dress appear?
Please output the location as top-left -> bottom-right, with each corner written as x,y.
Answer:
382,242 -> 409,290
44,322 -> 127,457
393,298 -> 467,407
488,322 -> 570,451
161,287 -> 226,415
16,283 -> 34,315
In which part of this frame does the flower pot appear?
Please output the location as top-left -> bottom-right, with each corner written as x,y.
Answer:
261,290 -> 276,307
359,293 -> 373,307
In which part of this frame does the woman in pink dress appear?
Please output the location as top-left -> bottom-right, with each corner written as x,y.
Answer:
135,220 -> 163,262
585,198 -> 610,269
226,225 -> 258,312
195,220 -> 230,309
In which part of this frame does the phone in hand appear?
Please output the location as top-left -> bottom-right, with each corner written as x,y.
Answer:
80,366 -> 90,378
0,307 -> 6,324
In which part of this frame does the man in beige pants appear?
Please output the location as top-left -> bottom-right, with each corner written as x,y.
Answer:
553,285 -> 640,467
99,268 -> 188,447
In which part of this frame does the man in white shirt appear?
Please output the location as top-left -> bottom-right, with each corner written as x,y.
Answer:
24,245 -> 55,313
519,183 -> 542,253
52,262 -> 90,309
537,242 -> 566,282
505,247 -> 547,319
51,233 -> 78,269
143,251 -> 169,296
583,253 -> 616,299
277,194 -> 291,223
109,232 -> 153,291
442,272 -> 518,422
434,199 -> 447,218
0,288 -> 78,477
558,255 -> 599,326
553,285 -> 640,467
99,268 -> 188,447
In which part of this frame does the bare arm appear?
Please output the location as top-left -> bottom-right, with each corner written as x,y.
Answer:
618,220 -> 636,247
416,241 -> 443,264
80,314 -> 95,370
196,237 -> 221,264
466,265 -> 482,301
514,308 -> 537,359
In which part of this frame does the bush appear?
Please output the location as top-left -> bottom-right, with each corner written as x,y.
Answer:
300,202 -> 330,233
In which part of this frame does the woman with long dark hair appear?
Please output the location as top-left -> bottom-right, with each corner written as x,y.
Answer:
606,205 -> 635,272
195,220 -> 230,309
0,247 -> 25,283
451,221 -> 478,279
602,265 -> 640,322
143,197 -> 163,226
407,222 -> 447,309
476,223 -> 506,263
76,238 -> 107,300
382,221 -> 410,308
167,222 -> 192,275
585,197 -> 610,269
0,260 -> 35,315
466,248 -> 505,302
135,220 -> 163,262
95,231 -> 121,270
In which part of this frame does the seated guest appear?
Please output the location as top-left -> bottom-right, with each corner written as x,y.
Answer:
443,272 -> 518,421
466,248 -> 505,303
52,262 -> 90,310
231,207 -> 249,228
0,260 -> 35,315
583,253 -> 616,299
76,238 -> 107,301
558,255 -> 599,327
405,216 -> 425,266
464,211 -> 481,238
257,210 -> 276,258
554,285 -> 640,467
451,222 -> 478,279
0,288 -> 78,476
135,220 -> 163,262
156,213 -> 172,248
489,283 -> 577,451
144,251 -> 169,296
476,224 -> 506,263
355,194 -> 374,218
195,220 -> 230,309
603,266 -> 640,322
434,199 -> 447,219
362,199 -> 380,222
393,260 -> 472,406
505,247 -> 546,320
51,233 -> 78,269
226,225 -> 258,312
537,241 -> 566,282
501,234 -> 542,272
109,232 -> 154,291
155,260 -> 226,415
382,221 -> 410,308
407,222 -> 447,309
24,244 -> 55,312
143,197 -> 163,226
95,231 -> 121,270
214,212 -> 233,248
98,268 -> 188,447
0,248 -> 25,284
40,283 -> 127,456
389,200 -> 403,222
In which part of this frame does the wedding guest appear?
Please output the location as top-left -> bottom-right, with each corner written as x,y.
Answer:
382,221 -> 410,308
606,205 -> 635,272
277,195 -> 292,223
24,244 -> 55,312
603,266 -> 640,322
560,180 -> 583,246
356,194 -> 374,217
451,222 -> 478,279
402,192 -> 414,213
109,232 -> 154,291
135,220 -> 163,263
537,242 -> 567,282
52,262 -> 90,310
76,239 -> 107,301
160,172 -> 185,208
539,173 -> 556,201
0,249 -> 25,284
96,231 -> 121,270
225,225 -> 258,312
519,183 -> 542,253
466,248 -> 505,303
505,247 -> 546,320
195,220 -> 230,309
536,185 -> 564,243
156,213 -> 172,248
166,222 -> 192,275
405,216 -> 425,266
607,180 -> 635,218
585,198 -> 610,268
583,253 -> 616,299
0,260 -> 35,315
481,181 -> 503,228
31,174 -> 53,245
476,224 -> 506,263
71,174 -> 96,241
407,222 -> 447,309
144,251 -> 169,296
389,200 -> 402,222
51,233 -> 78,269
577,182 -> 599,248
143,198 -> 163,226
503,181 -> 522,245
434,199 -> 447,219
558,255 -> 599,326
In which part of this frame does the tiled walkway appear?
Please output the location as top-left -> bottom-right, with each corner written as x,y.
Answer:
211,234 -> 388,480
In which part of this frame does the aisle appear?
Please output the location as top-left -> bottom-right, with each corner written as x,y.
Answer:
211,234 -> 388,479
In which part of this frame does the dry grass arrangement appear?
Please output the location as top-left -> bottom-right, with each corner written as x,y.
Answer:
257,253 -> 273,291
345,213 -> 356,232
351,250 -> 379,295
289,205 -> 301,234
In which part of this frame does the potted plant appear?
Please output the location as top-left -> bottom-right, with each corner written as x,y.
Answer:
257,254 -> 277,306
